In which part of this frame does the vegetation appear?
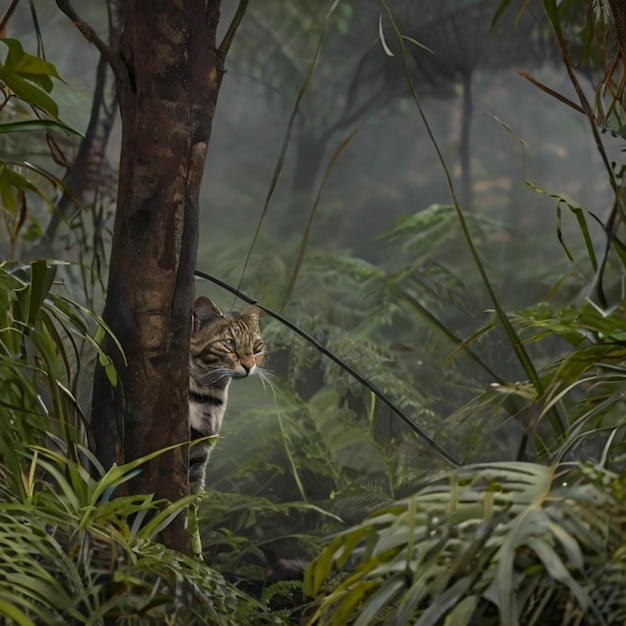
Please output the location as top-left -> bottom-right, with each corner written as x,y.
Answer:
1,0 -> 626,624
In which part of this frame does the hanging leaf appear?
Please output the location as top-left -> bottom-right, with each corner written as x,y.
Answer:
0,38 -> 65,91
0,66 -> 59,118
0,119 -> 82,136
378,14 -> 394,56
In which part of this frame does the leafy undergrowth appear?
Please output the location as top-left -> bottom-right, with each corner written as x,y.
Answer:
305,461 -> 626,625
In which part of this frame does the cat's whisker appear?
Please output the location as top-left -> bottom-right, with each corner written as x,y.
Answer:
254,368 -> 275,394
207,371 -> 231,385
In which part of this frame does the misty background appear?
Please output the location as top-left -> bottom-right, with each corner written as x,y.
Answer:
3,0 -> 618,477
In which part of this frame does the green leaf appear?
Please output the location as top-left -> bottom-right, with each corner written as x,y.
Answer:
330,580 -> 379,626
353,577 -> 405,626
442,594 -> 478,626
93,324 -> 119,387
0,38 -> 65,91
542,0 -> 563,38
414,577 -> 474,626
90,441 -> 190,503
0,165 -> 60,215
305,534 -> 344,596
0,166 -> 18,217
0,597 -> 36,626
20,220 -> 43,242
490,0 -> 514,32
490,0 -> 531,32
0,119 -> 82,136
27,260 -> 57,328
0,66 -> 59,118
526,537 -> 589,609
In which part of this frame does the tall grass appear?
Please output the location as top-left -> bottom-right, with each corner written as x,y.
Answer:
0,261 -> 275,624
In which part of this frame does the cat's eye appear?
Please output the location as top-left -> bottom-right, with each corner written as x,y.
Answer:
222,338 -> 235,348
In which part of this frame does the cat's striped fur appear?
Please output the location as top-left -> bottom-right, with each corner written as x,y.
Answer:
189,296 -> 266,493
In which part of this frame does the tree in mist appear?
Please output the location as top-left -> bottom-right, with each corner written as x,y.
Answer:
232,0 -> 553,227
399,0 -> 554,210
37,1 -> 123,259
56,0 -> 246,552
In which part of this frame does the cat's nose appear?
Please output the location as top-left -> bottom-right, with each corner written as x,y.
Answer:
239,357 -> 256,376
241,359 -> 256,376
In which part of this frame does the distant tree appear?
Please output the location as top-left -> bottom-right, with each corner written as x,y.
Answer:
56,0 -> 247,552
398,0 -> 553,209
232,0 -> 553,220
38,0 -> 124,259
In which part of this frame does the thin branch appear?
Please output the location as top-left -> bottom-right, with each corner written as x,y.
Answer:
218,0 -> 249,60
0,0 -> 20,36
545,10 -> 624,307
55,0 -> 117,67
517,71 -> 586,115
280,124 -> 363,311
235,0 -> 342,303
608,0 -> 626,57
194,269 -> 462,467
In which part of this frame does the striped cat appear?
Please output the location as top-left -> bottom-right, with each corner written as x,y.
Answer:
189,296 -> 266,493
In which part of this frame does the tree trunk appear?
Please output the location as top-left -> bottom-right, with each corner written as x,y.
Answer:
459,70 -> 473,212
90,0 -> 222,553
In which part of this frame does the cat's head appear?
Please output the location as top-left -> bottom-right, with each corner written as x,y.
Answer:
190,296 -> 266,385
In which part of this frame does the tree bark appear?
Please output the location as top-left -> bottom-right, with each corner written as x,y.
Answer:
89,0 -> 222,553
459,70 -> 473,212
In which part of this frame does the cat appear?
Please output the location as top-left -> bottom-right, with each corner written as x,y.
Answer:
189,296 -> 266,494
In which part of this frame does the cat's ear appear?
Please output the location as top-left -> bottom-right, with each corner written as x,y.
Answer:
193,296 -> 223,332
242,304 -> 261,318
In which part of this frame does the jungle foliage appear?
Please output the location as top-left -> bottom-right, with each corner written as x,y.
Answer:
1,0 -> 626,624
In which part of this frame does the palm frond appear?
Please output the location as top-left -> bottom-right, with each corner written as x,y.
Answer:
306,461 -> 624,625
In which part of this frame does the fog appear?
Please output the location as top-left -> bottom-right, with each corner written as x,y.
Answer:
4,0 -> 619,468
199,0 -> 612,310
8,1 -> 612,301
